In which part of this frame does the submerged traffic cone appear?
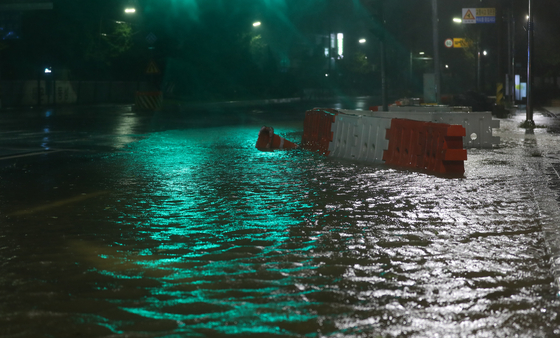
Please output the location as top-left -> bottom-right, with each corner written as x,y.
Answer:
255,126 -> 299,151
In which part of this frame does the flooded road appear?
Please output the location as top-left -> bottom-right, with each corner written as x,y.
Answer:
1,102 -> 560,337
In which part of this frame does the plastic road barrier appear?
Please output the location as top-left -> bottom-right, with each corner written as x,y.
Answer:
382,118 -> 467,174
255,126 -> 299,151
327,113 -> 392,163
256,107 -> 468,175
301,108 -> 337,155
358,105 -> 499,148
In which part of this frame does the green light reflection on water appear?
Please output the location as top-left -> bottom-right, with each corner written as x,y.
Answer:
98,125 -> 328,335
71,123 -> 560,337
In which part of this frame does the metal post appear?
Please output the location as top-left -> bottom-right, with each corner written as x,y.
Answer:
381,39 -> 387,111
37,73 -> 41,106
477,47 -> 481,91
380,0 -> 388,111
526,0 -> 534,125
431,0 -> 440,104
507,6 -> 515,106
409,51 -> 413,90
511,11 -> 516,104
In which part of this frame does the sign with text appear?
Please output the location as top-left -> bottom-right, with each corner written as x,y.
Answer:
462,8 -> 495,24
453,38 -> 470,48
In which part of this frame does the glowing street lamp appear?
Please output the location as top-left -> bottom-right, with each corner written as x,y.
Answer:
124,8 -> 136,14
359,38 -> 366,44
252,21 -> 261,27
453,18 -> 462,23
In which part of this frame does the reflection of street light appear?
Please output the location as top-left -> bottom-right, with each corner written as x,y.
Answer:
252,21 -> 261,27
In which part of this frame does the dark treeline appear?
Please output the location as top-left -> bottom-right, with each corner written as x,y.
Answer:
1,0 -> 559,102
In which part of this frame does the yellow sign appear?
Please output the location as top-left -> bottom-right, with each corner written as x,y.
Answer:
476,8 -> 495,17
453,38 -> 470,48
146,61 -> 160,74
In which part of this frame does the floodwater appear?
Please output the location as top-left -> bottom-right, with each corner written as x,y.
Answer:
1,102 -> 560,337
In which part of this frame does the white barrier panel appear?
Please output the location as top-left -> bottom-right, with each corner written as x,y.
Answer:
390,105 -> 471,112
339,108 -> 499,148
23,80 -> 78,105
328,114 -> 392,163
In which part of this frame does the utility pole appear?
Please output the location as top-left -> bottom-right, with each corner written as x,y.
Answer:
507,5 -> 515,107
431,0 -> 440,104
525,0 -> 534,126
363,0 -> 388,110
477,41 -> 481,91
379,0 -> 388,111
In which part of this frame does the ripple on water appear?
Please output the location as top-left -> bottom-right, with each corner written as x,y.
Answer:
2,125 -> 559,337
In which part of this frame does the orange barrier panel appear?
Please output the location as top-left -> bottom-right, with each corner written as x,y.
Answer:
255,126 -> 299,151
301,108 -> 338,155
383,118 -> 467,175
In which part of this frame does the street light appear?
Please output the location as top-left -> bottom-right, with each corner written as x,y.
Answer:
359,38 -> 366,44
124,8 -> 136,14
453,18 -> 462,23
252,21 -> 261,27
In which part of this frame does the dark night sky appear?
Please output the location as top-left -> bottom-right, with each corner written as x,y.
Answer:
0,0 -> 558,98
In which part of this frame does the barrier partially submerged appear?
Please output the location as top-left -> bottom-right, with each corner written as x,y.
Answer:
361,105 -> 499,149
382,118 -> 467,174
257,106 -> 500,175
300,108 -> 467,175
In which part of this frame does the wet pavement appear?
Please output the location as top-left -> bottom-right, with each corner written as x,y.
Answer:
2,101 -> 560,337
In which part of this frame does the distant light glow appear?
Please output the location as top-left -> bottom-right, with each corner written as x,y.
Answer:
324,48 -> 329,57
483,50 -> 488,56
253,21 -> 261,27
124,8 -> 136,14
44,68 -> 52,74
419,51 -> 425,55
337,33 -> 343,56
359,38 -> 366,44
445,64 -> 449,68
453,18 -> 462,23
325,74 -> 329,77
